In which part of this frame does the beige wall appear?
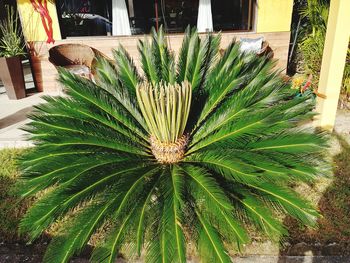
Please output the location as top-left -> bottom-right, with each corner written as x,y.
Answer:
256,0 -> 294,33
31,31 -> 291,92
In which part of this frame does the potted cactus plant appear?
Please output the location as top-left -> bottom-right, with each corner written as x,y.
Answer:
0,5 -> 26,100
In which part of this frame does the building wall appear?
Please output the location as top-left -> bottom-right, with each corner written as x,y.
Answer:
20,0 -> 294,92
31,31 -> 291,92
256,0 -> 294,33
17,0 -> 294,41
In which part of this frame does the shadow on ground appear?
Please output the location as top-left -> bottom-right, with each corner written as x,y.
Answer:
278,134 -> 350,262
0,107 -> 33,129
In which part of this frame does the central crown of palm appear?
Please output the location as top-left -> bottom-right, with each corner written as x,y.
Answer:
137,81 -> 191,163
17,27 -> 328,263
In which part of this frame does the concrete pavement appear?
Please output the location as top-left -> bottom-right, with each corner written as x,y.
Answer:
0,91 -> 60,149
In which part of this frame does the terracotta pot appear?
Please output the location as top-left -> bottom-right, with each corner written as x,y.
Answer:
0,56 -> 26,100
30,55 -> 44,92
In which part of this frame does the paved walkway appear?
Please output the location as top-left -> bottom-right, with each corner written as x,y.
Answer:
0,91 -> 61,149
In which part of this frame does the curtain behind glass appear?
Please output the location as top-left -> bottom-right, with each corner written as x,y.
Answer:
112,0 -> 131,36
197,0 -> 213,32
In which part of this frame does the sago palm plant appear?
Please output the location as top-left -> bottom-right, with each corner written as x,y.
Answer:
17,27 -> 328,263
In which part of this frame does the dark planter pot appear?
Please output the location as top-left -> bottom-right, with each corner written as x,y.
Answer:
30,55 -> 44,92
0,56 -> 26,100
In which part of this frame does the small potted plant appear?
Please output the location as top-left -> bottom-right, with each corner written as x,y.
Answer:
291,74 -> 327,100
0,5 -> 26,100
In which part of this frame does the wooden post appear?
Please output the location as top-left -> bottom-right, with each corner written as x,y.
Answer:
314,0 -> 350,130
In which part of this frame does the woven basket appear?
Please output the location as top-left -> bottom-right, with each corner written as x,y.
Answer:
257,41 -> 273,57
49,44 -> 95,68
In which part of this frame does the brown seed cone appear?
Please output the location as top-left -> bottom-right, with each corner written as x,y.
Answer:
150,135 -> 189,164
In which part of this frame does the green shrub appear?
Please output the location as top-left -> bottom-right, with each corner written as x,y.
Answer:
0,148 -> 28,241
297,0 -> 350,97
298,0 -> 328,85
0,5 -> 25,58
341,45 -> 350,97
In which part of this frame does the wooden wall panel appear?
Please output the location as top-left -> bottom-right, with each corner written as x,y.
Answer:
31,31 -> 291,92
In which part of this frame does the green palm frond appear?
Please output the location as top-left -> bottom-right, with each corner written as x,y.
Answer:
16,27 -> 329,263
43,194 -> 118,263
177,27 -> 220,92
150,27 -> 176,84
181,164 -> 233,211
232,192 -> 287,239
196,209 -> 232,263
250,182 -> 319,226
113,45 -> 141,94
154,166 -> 186,263
138,38 -> 159,86
219,210 -> 250,250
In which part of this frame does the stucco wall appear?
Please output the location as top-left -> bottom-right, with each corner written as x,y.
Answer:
256,0 -> 294,33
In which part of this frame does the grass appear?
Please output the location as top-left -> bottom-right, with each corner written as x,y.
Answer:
282,134 -> 350,254
0,134 -> 349,254
0,148 -> 29,242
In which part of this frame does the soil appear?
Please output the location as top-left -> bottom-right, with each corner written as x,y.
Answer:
0,242 -> 90,263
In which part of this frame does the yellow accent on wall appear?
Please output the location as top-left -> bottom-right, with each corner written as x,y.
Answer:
256,0 -> 294,33
314,0 -> 350,130
17,0 -> 61,42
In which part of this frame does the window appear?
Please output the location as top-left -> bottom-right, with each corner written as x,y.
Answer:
56,0 -> 254,38
56,0 -> 112,38
212,0 -> 254,31
129,0 -> 154,35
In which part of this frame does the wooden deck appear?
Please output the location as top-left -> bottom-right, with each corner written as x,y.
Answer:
30,31 -> 291,92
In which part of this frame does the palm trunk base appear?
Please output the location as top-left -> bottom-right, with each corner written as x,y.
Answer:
150,135 -> 188,164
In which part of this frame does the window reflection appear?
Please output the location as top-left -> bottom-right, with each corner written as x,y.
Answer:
56,0 -> 112,37
212,0 -> 253,31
